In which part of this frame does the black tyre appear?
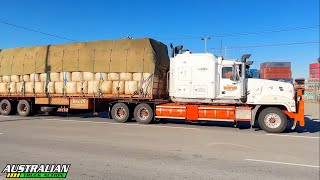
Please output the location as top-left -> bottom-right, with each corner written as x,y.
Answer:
17,100 -> 31,116
134,103 -> 153,124
258,107 -> 287,133
111,103 -> 130,123
0,99 -> 12,115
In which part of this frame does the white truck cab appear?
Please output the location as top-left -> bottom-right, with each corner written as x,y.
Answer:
169,51 -> 296,112
162,45 -> 305,133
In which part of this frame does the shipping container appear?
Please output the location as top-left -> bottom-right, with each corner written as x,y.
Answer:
249,69 -> 259,78
262,72 -> 292,79
310,63 -> 320,69
310,74 -> 320,78
263,67 -> 291,73
261,62 -> 291,68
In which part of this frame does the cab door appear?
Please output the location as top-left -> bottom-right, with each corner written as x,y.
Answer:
219,66 -> 242,99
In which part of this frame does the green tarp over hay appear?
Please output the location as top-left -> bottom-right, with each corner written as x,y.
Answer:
0,38 -> 169,77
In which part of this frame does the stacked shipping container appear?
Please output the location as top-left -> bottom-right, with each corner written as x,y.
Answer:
304,62 -> 320,102
249,69 -> 260,78
309,63 -> 320,78
260,62 -> 292,83
304,78 -> 320,102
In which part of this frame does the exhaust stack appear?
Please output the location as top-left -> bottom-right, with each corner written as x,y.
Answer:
240,54 -> 251,103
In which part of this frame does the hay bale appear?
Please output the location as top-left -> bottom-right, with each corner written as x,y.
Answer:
30,73 -> 40,82
133,73 -> 152,81
94,73 -> 108,81
50,72 -> 60,82
47,82 -> 55,94
88,81 -> 100,94
112,81 -> 124,94
2,76 -> 10,82
10,75 -> 20,82
76,81 -> 88,94
71,72 -> 82,82
25,82 -> 35,94
0,83 -> 7,93
108,73 -> 120,81
35,82 -> 45,94
83,72 -> 94,81
101,81 -> 112,94
59,72 -> 72,82
66,82 -> 77,94
120,73 -> 133,81
55,82 -> 64,94
40,73 -> 48,82
21,75 -> 30,82
16,82 -> 22,94
125,81 -> 138,95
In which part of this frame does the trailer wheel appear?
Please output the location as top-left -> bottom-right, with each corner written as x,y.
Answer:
134,103 -> 153,124
17,100 -> 31,117
258,107 -> 287,133
0,99 -> 12,115
111,103 -> 130,123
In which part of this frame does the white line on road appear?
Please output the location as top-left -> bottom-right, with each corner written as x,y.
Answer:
44,118 -> 200,130
266,133 -> 319,139
245,159 -> 320,168
207,143 -> 262,151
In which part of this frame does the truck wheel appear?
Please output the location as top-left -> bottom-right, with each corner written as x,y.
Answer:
0,99 -> 12,115
258,107 -> 287,133
17,100 -> 31,117
111,103 -> 130,123
134,103 -> 153,124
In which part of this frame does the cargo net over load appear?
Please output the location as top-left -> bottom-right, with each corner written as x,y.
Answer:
0,38 -> 169,99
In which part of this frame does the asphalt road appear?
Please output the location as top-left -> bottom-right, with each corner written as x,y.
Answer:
0,114 -> 319,180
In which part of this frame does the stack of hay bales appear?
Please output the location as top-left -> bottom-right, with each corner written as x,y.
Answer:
0,72 -> 157,97
0,73 -> 45,95
0,72 -> 156,97
0,38 -> 170,98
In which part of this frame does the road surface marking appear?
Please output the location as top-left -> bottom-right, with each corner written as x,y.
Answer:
207,143 -> 262,151
244,159 -> 320,168
266,133 -> 319,139
44,118 -> 200,130
0,133 -> 2,135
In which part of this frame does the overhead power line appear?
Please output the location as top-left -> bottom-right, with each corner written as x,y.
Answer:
0,20 -> 77,42
156,25 -> 320,40
216,25 -> 320,38
206,41 -> 319,50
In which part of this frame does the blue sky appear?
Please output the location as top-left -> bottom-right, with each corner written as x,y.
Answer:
0,0 -> 319,78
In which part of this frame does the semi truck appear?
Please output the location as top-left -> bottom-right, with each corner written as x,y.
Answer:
0,38 -> 304,133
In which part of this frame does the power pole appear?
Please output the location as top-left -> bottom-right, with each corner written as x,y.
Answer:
201,36 -> 211,52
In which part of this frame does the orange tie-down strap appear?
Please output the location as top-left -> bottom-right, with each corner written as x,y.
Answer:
283,99 -> 305,127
